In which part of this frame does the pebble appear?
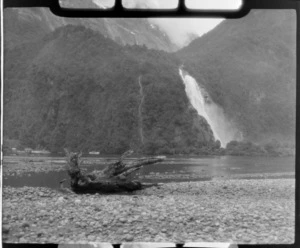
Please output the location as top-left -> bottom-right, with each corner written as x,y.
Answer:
124,234 -> 134,242
2,179 -> 295,244
2,225 -> 10,234
21,222 -> 30,228
119,218 -> 127,223
56,197 -> 64,203
19,238 -> 27,243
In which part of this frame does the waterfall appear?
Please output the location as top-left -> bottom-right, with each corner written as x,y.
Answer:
179,68 -> 239,147
138,76 -> 145,144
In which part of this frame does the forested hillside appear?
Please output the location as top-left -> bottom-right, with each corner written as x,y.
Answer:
179,10 -> 296,146
3,9 -> 296,156
4,25 -> 217,154
3,6 -> 177,52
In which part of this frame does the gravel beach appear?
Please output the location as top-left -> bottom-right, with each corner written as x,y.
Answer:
2,178 -> 295,244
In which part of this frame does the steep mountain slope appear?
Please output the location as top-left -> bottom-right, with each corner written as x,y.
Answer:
4,9 -> 296,155
178,10 -> 296,145
3,4 -> 177,51
4,25 -> 217,154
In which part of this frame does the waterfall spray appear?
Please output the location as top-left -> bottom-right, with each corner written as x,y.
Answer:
179,68 -> 239,147
138,76 -> 145,144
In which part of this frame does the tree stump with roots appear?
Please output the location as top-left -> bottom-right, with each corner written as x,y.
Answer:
64,150 -> 165,194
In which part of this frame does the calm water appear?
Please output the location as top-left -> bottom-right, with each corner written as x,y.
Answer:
3,155 -> 295,189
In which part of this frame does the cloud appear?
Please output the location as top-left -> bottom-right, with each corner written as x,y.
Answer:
148,0 -> 241,47
150,18 -> 223,47
98,0 -> 241,47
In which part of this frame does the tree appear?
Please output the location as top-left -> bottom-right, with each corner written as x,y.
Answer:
215,140 -> 221,149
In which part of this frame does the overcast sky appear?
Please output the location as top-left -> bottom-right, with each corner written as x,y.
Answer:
96,0 -> 242,47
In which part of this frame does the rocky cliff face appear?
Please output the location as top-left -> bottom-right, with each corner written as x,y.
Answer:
4,4 -> 177,51
178,10 -> 296,145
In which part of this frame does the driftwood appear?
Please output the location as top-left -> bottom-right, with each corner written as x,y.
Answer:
64,150 -> 165,194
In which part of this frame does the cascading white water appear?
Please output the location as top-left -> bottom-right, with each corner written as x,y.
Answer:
138,76 -> 145,144
179,68 -> 240,147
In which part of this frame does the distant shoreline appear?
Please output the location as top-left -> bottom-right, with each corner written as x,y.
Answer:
2,155 -> 295,185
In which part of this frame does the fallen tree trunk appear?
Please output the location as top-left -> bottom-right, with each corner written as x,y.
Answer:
64,150 -> 165,194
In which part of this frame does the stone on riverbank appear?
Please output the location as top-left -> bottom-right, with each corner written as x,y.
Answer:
2,179 -> 295,244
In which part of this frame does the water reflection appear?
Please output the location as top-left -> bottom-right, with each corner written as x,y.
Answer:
3,155 -> 295,189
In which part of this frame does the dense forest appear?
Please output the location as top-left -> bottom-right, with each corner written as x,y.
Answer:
179,10 -> 296,146
4,26 -> 218,155
3,7 -> 177,51
3,10 -> 296,156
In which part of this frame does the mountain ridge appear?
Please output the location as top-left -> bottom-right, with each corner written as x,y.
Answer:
4,25 -> 218,154
3,9 -> 296,156
178,9 -> 296,145
4,5 -> 178,52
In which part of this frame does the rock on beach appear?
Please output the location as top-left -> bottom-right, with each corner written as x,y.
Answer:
2,179 -> 295,244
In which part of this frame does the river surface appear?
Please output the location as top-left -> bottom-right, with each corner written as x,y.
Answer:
3,155 -> 295,189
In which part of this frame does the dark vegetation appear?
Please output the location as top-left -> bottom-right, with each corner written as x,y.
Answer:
179,10 -> 296,147
224,140 -> 294,157
3,10 -> 296,157
4,25 -> 217,155
3,7 -> 176,52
